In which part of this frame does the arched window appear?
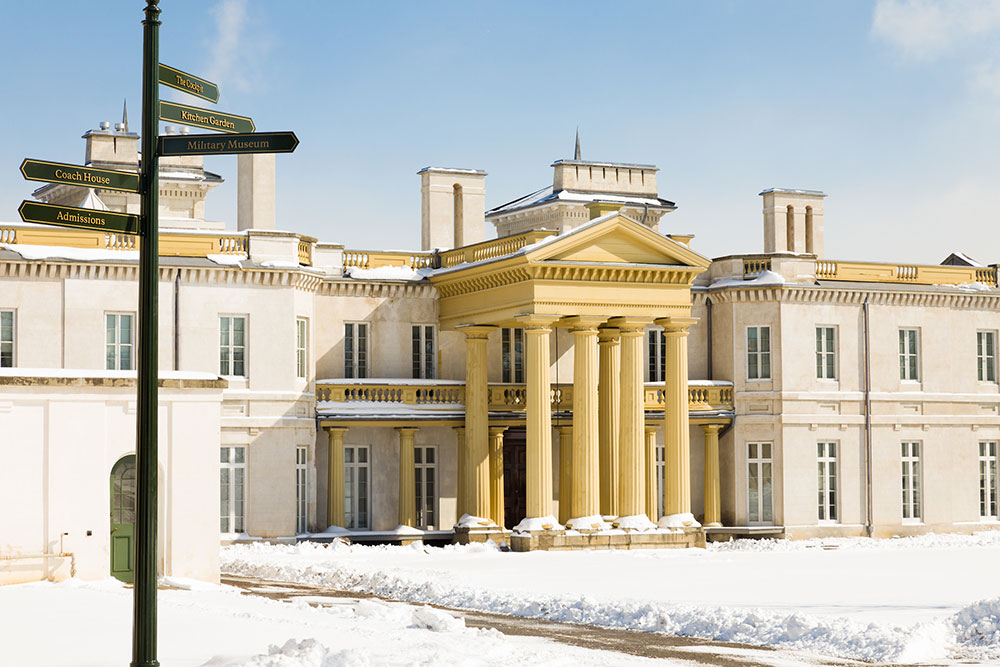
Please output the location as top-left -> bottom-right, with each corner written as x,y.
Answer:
785,205 -> 795,252
453,183 -> 464,247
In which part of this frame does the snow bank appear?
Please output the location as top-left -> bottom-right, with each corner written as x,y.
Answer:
707,530 -> 1000,553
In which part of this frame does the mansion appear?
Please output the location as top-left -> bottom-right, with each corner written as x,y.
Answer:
2,121 -> 1000,583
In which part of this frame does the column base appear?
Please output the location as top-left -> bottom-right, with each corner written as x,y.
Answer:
564,514 -> 612,531
452,514 -> 508,546
656,512 -> 702,529
510,524 -> 706,551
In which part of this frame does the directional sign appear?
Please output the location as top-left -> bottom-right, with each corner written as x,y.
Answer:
20,158 -> 139,193
158,63 -> 219,104
18,200 -> 142,235
158,131 -> 299,156
159,101 -> 254,134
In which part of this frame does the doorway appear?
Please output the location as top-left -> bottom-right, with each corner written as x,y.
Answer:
502,428 -> 526,530
110,454 -> 136,583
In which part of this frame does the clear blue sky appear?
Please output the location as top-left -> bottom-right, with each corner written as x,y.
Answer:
2,1 -> 999,264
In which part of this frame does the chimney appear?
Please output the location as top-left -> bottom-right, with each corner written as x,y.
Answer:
760,188 -> 826,256
238,153 -> 276,231
83,121 -> 138,169
418,167 -> 486,251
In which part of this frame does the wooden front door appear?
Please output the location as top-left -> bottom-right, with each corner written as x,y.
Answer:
110,455 -> 136,583
502,428 -> 527,530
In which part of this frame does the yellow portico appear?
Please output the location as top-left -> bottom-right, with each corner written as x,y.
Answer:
431,204 -> 711,548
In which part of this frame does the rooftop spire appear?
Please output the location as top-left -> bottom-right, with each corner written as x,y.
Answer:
574,127 -> 581,160
122,99 -> 129,133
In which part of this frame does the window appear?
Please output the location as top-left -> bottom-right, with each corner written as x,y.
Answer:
648,328 -> 666,382
747,442 -> 773,524
414,445 -> 437,529
296,318 -> 308,379
980,441 -> 998,520
0,309 -> 13,367
656,441 -> 665,519
746,326 -> 771,380
901,441 -> 922,521
978,331 -> 996,383
105,312 -> 134,371
296,447 -> 308,534
220,446 -> 246,534
816,326 -> 837,380
344,445 -> 370,529
501,327 -> 524,383
345,322 -> 368,379
899,328 -> 919,381
817,441 -> 838,522
412,325 -> 436,379
220,315 -> 247,377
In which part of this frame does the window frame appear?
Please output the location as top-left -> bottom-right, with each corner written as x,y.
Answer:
901,440 -> 922,523
815,326 -> 837,380
295,446 -> 308,534
501,327 -> 524,383
647,327 -> 666,383
746,441 -> 774,525
344,444 -> 370,530
0,308 -> 14,368
746,325 -> 772,381
411,324 -> 437,380
344,322 -> 369,379
296,317 -> 309,380
817,441 -> 838,523
105,311 -> 135,371
414,445 -> 438,529
220,445 -> 247,535
978,330 -> 997,383
980,440 -> 998,520
219,314 -> 248,378
898,328 -> 920,382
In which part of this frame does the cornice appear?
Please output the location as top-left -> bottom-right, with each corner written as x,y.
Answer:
318,279 -> 437,299
706,284 -> 1000,309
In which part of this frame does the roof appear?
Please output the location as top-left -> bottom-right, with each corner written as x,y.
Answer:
941,252 -> 984,267
486,185 -> 676,217
417,167 -> 486,175
758,188 -> 826,197
551,159 -> 658,171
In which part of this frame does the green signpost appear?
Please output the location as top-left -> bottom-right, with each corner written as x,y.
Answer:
158,131 -> 299,156
18,200 -> 141,235
20,158 -> 139,193
159,100 -> 254,134
157,63 -> 219,104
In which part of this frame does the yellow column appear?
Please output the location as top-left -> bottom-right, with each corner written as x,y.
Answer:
519,315 -> 558,519
453,426 -> 466,518
396,427 -> 418,527
645,425 -> 659,521
656,317 -> 698,517
556,425 -> 573,524
598,326 -> 620,516
702,424 -> 724,527
567,316 -> 603,520
325,427 -> 348,528
488,426 -> 507,528
610,318 -> 649,517
461,325 -> 496,520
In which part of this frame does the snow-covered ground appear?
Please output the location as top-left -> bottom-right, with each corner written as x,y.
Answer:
221,532 -> 1000,664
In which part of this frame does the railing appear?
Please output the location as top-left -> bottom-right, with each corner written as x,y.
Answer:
342,250 -> 435,270
0,224 -> 251,258
742,257 -> 772,279
814,259 -> 999,287
438,230 -> 557,268
297,241 -> 312,266
316,380 -> 734,414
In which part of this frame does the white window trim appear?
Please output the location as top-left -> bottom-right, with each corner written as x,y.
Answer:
414,445 -> 438,530
899,328 -> 921,383
344,322 -> 369,379
977,330 -> 997,384
745,325 -> 772,381
815,325 -> 838,381
220,445 -> 247,536
344,444 -> 371,530
296,317 -> 309,380
901,441 -> 923,524
220,314 -> 249,378
817,441 -> 839,524
746,441 -> 774,525
0,308 -> 15,368
105,311 -> 135,371
411,324 -> 437,380
296,446 -> 308,534
980,440 -> 998,521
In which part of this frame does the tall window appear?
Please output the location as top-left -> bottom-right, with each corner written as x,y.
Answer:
344,445 -> 370,529
105,312 -> 134,371
345,322 -> 368,379
0,309 -> 13,367
296,446 -> 308,534
501,327 -> 524,383
978,331 -> 997,383
220,446 -> 246,534
296,318 -> 308,379
817,441 -> 838,522
816,326 -> 837,380
647,328 -> 666,382
901,441 -> 922,521
899,328 -> 920,381
412,325 -> 436,379
980,441 -> 998,520
746,326 -> 771,380
656,441 -> 665,518
747,442 -> 773,524
220,315 -> 247,377
414,445 -> 437,529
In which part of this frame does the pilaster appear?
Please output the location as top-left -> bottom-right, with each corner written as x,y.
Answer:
453,426 -> 466,517
396,427 -> 418,527
644,425 -> 659,521
460,325 -> 496,520
556,425 -> 573,524
701,424 -> 724,527
325,427 -> 348,528
488,426 -> 507,528
598,326 -> 620,516
656,316 -> 697,517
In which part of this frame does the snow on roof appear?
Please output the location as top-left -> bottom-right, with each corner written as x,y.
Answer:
941,252 -> 984,267
317,400 -> 465,418
486,186 -> 675,217
709,270 -> 786,290
1,243 -> 138,263
758,187 -> 826,197
78,188 -> 108,211
416,166 -> 487,175
551,159 -> 658,170
344,265 -> 432,281
315,378 -> 465,386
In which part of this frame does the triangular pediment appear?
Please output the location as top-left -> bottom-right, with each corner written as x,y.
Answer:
525,213 -> 710,269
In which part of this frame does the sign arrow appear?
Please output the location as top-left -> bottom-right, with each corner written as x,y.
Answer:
18,200 -> 142,235
20,158 -> 139,193
158,63 -> 219,104
159,101 -> 254,134
158,131 -> 299,156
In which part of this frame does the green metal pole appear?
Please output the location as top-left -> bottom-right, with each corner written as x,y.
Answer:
133,1 -> 160,666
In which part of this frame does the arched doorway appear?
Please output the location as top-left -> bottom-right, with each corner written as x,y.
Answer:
109,454 -> 136,583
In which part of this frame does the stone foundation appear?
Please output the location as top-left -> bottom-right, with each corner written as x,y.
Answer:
452,525 -> 510,545
510,527 -> 705,551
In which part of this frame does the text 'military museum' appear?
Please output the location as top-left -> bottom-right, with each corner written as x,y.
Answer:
2,120 -> 1000,583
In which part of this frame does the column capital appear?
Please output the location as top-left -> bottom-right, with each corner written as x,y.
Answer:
514,313 -> 561,331
654,316 -> 698,334
452,425 -> 466,433
700,423 -> 726,434
394,426 -> 419,436
555,424 -> 573,434
488,426 -> 508,436
458,324 -> 497,340
324,426 -> 349,434
597,326 -> 620,344
644,424 -> 659,435
607,316 -> 652,334
561,315 -> 607,332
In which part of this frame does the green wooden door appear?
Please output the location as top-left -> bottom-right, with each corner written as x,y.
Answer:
110,455 -> 136,583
